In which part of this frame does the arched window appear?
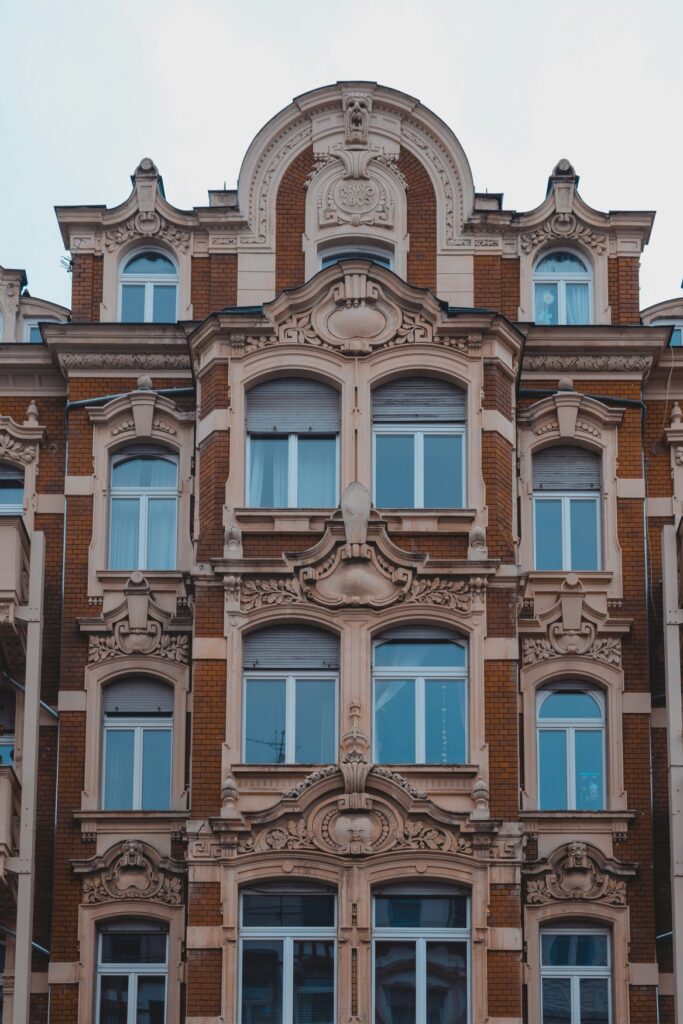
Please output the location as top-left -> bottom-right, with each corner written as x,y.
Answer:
243,624 -> 338,764
23,318 -> 57,343
534,251 -> 592,325
532,446 -> 601,570
119,250 -> 178,324
247,378 -> 340,509
540,926 -> 611,1023
108,448 -> 178,570
96,917 -> 168,1023
373,883 -> 470,1024
240,883 -> 336,1024
372,377 -> 466,509
0,689 -> 16,766
101,678 -> 173,810
0,464 -> 24,515
537,688 -> 605,810
319,244 -> 393,270
373,626 -> 467,765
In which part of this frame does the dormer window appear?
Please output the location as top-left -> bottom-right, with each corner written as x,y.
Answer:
533,251 -> 591,325
652,319 -> 683,347
319,245 -> 393,271
119,250 -> 178,324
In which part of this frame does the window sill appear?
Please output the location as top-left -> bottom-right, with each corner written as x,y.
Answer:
520,809 -> 634,840
234,507 -> 477,534
74,808 -> 189,841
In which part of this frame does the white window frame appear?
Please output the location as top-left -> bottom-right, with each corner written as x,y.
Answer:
372,645 -> 468,765
246,433 -> 339,509
371,893 -> 471,1024
533,253 -> 592,325
118,248 -> 178,324
532,492 -> 601,571
101,715 -> 173,810
540,927 -> 611,1024
318,244 -> 394,271
96,929 -> 168,1024
372,424 -> 466,509
536,688 -> 606,811
23,318 -> 57,344
242,672 -> 338,764
108,452 -> 178,570
238,891 -> 337,1024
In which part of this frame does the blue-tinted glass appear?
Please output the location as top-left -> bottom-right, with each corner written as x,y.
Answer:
245,679 -> 286,763
534,499 -> 563,569
101,932 -> 167,964
580,978 -> 609,1024
375,434 -> 415,508
121,284 -> 146,322
147,498 -> 177,570
570,499 -> 599,570
535,282 -> 558,325
566,282 -> 590,324
374,641 -> 465,670
541,977 -> 571,1024
670,328 -> 682,347
426,942 -> 468,1024
98,974 -> 128,1023
112,457 -> 177,489
575,730 -> 604,810
103,729 -> 134,809
537,252 -> 588,274
297,437 -> 336,507
136,976 -> 166,1024
538,730 -> 568,809
375,680 -> 415,764
295,679 -> 335,763
243,893 -> 334,928
375,895 -> 467,929
28,325 -> 43,343
375,942 -> 415,1024
321,251 -> 391,269
152,284 -> 177,323
124,253 -> 176,275
542,933 -> 608,967
241,941 -> 283,1024
0,484 -> 23,508
249,438 -> 288,507
293,940 -> 335,1024
425,680 -> 466,764
109,498 -> 140,569
424,434 -> 462,507
539,691 -> 602,720
142,728 -> 171,810
0,742 -> 14,765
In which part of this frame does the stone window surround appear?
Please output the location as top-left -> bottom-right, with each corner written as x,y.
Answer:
101,238 -> 192,324
117,245 -> 179,325
0,408 -> 47,533
519,240 -> 609,325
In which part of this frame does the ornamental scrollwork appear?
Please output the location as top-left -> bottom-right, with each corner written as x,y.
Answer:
76,840 -> 183,906
0,432 -> 36,465
523,355 -> 652,374
525,841 -> 632,906
522,633 -> 621,667
104,212 -> 191,253
519,214 -> 607,255
239,577 -> 300,612
88,630 -> 189,664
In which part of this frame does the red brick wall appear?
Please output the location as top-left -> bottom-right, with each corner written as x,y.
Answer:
398,148 -> 436,291
71,254 -> 103,321
191,254 -> 238,318
186,949 -> 223,1015
197,431 -> 229,561
275,145 -> 315,292
473,255 -> 520,319
483,361 -> 514,420
482,432 -> 515,561
487,949 -> 521,1015
608,257 -> 640,324
485,660 -> 519,817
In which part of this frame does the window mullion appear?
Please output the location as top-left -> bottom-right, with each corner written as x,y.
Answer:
571,973 -> 580,1024
562,496 -> 572,570
286,676 -> 296,763
289,435 -> 297,508
415,432 -> 423,508
416,677 -> 425,763
567,727 -> 576,810
134,726 -> 144,809
128,972 -> 138,1024
139,494 -> 147,569
283,937 -> 293,1024
416,938 -> 426,1023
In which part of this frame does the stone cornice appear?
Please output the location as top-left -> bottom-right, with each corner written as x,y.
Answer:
42,322 -> 192,376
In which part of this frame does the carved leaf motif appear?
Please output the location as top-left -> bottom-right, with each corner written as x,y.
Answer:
398,821 -> 449,851
88,631 -> 189,664
404,578 -> 472,612
522,635 -> 621,667
0,432 -> 35,464
240,578 -> 300,612
524,355 -> 651,373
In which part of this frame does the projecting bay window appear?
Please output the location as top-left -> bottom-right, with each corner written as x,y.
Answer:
532,446 -> 602,571
96,919 -> 168,1024
102,679 -> 173,811
247,378 -> 340,508
541,929 -> 611,1024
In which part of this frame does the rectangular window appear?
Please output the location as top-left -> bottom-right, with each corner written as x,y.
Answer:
374,428 -> 464,509
533,495 -> 600,571
102,719 -> 172,810
374,676 -> 467,765
541,930 -> 611,1024
243,676 -> 337,764
97,927 -> 168,1024
248,435 -> 338,509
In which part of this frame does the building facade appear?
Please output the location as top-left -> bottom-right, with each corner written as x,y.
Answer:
0,81 -> 680,1022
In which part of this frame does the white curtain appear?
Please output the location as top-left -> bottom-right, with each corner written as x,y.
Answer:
109,498 -> 139,569
249,438 -> 288,507
566,283 -> 589,325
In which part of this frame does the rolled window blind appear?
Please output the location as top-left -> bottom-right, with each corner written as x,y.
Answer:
372,378 -> 466,422
247,379 -> 340,433
375,625 -> 460,642
532,446 -> 601,491
103,678 -> 173,715
243,625 -> 339,670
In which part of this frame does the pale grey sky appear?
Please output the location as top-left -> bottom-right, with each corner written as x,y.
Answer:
1,0 -> 681,311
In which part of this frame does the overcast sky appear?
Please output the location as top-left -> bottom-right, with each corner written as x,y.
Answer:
1,0 -> 681,312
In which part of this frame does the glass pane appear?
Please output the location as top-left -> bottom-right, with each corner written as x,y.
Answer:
147,498 -> 177,570
101,932 -> 167,964
538,730 -> 568,810
671,328 -> 682,348
374,641 -> 465,670
426,942 -> 468,1024
121,284 -> 146,322
375,680 -> 415,764
0,483 -> 23,507
245,679 -> 287,764
124,252 -> 176,275
242,893 -> 335,928
293,940 -> 335,1024
375,895 -> 467,929
535,282 -> 558,325
534,499 -> 563,570
541,977 -> 571,1024
98,974 -> 129,1024
0,741 -> 14,765
295,679 -> 335,763
575,730 -> 604,810
542,933 -> 608,967
249,438 -> 289,507
297,437 -> 337,507
424,434 -> 462,508
580,977 -> 609,1024
566,283 -> 590,325
570,499 -> 599,570
28,325 -> 43,343
112,457 -> 177,489
152,284 -> 177,324
425,680 -> 466,764
539,691 -> 602,720
103,729 -> 135,809
142,729 -> 171,810
375,434 -> 415,508
375,942 -> 415,1024
136,975 -> 166,1024
537,252 -> 588,274
241,940 -> 283,1024
109,499 -> 140,569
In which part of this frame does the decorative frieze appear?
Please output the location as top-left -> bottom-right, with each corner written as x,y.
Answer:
522,633 -> 621,667
519,213 -> 607,255
74,840 -> 184,906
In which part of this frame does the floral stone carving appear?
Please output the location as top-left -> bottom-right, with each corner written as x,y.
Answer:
85,572 -> 190,663
75,840 -> 183,905
525,841 -> 634,906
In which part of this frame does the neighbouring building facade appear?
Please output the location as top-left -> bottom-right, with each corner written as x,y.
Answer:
0,81 -> 681,1023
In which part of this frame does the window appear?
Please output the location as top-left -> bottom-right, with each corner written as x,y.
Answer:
240,884 -> 336,1024
373,886 -> 469,1024
96,918 -> 167,1024
372,378 -> 466,509
537,688 -> 605,811
247,379 -> 340,509
119,250 -> 178,324
102,679 -> 173,810
0,690 -> 15,767
0,464 -> 24,515
319,246 -> 393,270
541,928 -> 611,1024
373,628 -> 467,765
532,446 -> 601,571
23,319 -> 57,343
109,449 -> 178,570
243,625 -> 338,764
652,319 -> 683,348
534,251 -> 591,325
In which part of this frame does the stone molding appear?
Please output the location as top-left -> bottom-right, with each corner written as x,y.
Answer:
524,841 -> 635,906
74,839 -> 184,906
523,354 -> 652,373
